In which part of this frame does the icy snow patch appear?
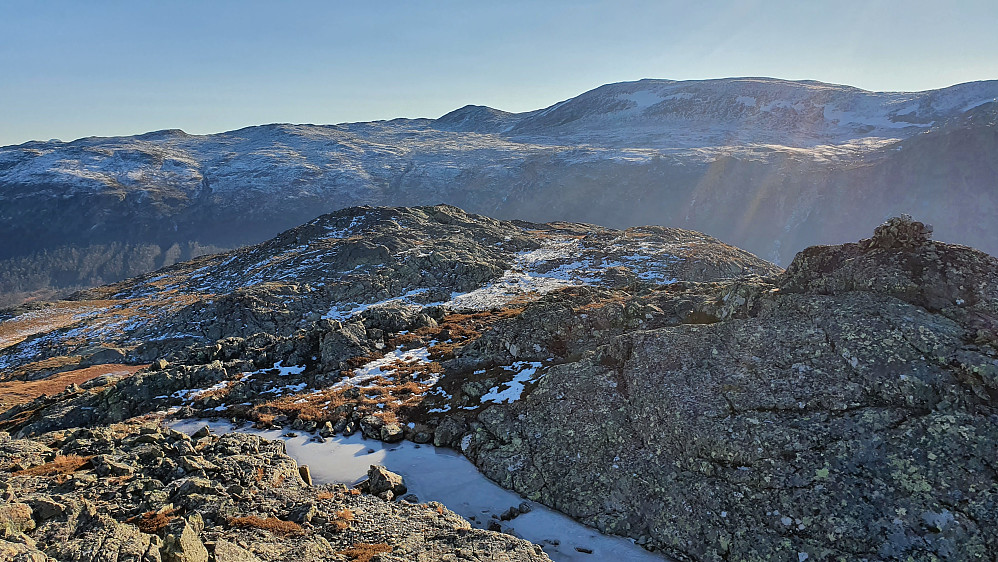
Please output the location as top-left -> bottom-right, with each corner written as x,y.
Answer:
322,288 -> 436,321
334,346 -> 435,389
444,272 -> 576,312
480,362 -> 544,405
261,382 -> 308,395
269,361 -> 306,377
171,381 -> 228,402
170,420 -> 665,562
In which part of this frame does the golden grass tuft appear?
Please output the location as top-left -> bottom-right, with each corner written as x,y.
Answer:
0,363 -> 148,409
229,515 -> 304,536
128,507 -> 178,534
331,508 -> 354,531
12,454 -> 92,476
337,543 -> 392,562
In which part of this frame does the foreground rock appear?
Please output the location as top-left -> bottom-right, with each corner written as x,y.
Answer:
0,421 -> 550,561
460,216 -> 998,560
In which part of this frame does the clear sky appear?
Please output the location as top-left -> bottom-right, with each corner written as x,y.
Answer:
1,0 -> 996,146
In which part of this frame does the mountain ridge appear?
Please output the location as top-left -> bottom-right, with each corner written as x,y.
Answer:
1,76 -> 996,307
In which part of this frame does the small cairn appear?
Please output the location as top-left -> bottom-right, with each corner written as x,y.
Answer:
861,214 -> 933,251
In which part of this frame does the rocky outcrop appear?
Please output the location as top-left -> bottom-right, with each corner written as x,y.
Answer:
460,216 -> 998,560
0,421 -> 550,562
3,210 -> 996,561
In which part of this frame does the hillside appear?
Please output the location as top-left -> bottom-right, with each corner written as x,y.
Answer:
1,77 -> 996,305
0,206 -> 995,561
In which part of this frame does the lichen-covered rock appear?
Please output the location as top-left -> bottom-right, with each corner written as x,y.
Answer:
863,214 -> 934,250
0,503 -> 35,539
161,518 -> 208,562
0,539 -> 50,562
465,218 -> 998,561
212,539 -> 261,562
366,465 -> 407,499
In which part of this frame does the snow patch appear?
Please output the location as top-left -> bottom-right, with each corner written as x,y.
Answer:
480,362 -> 544,405
170,420 -> 665,562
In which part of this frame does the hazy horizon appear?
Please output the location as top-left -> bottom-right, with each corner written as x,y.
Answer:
2,0 -> 996,146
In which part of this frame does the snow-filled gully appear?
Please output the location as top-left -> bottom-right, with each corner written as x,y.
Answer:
171,420 -> 666,562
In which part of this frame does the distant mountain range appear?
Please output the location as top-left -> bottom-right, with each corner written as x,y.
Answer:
1,77 -> 996,305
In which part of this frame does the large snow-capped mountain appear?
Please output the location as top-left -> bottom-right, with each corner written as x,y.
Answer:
505,77 -> 997,144
1,77 -> 996,304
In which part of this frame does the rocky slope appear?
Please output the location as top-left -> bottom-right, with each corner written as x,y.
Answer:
1,77 -> 996,304
0,207 -> 995,561
0,420 -> 549,561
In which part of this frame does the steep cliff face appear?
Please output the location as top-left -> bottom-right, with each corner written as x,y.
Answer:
1,78 -> 996,305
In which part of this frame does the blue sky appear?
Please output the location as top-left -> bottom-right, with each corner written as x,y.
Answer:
1,0 -> 996,146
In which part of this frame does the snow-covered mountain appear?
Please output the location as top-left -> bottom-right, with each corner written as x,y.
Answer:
509,77 -> 998,146
1,77 -> 996,304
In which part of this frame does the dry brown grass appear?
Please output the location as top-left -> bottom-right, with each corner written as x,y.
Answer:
344,353 -> 384,368
0,301 -> 114,349
251,386 -> 350,424
574,292 -> 630,313
229,516 -> 304,536
331,508 -> 354,531
3,355 -> 82,381
128,507 -> 178,534
193,383 -> 231,401
12,454 -> 92,476
58,291 -> 215,347
337,543 -> 392,562
0,364 -> 148,409
0,405 -> 44,432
